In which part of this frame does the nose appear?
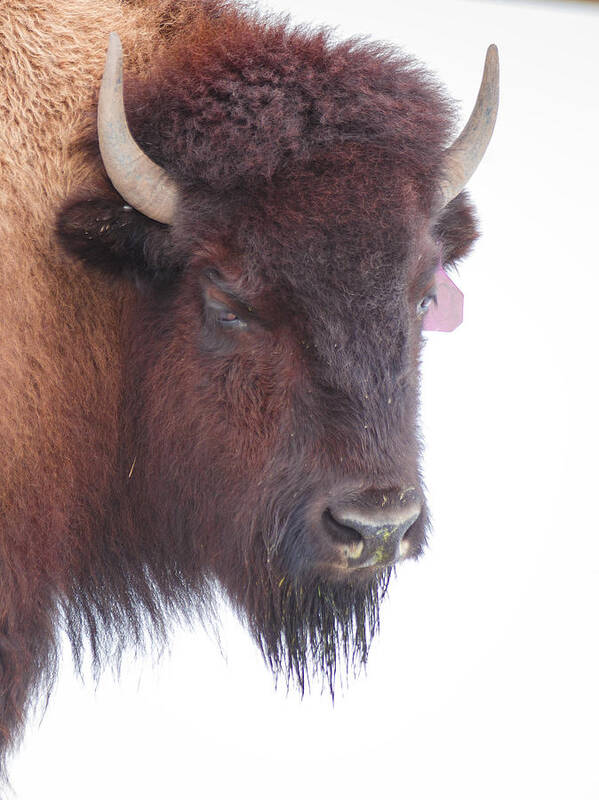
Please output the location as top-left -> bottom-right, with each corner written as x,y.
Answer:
322,488 -> 421,568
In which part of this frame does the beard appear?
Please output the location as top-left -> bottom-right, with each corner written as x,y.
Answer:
243,564 -> 393,696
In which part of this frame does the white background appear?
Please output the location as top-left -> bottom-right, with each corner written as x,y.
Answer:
10,0 -> 599,797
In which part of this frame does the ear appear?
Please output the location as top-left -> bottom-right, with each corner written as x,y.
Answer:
434,190 -> 480,269
56,185 -> 178,284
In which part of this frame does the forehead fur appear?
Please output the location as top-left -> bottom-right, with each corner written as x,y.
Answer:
127,0 -> 457,206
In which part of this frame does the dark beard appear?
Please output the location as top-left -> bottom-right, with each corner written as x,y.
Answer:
246,568 -> 393,696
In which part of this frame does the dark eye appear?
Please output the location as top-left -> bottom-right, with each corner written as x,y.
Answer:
417,293 -> 437,317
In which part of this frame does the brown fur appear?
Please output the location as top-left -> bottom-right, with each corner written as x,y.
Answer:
0,0 -> 480,774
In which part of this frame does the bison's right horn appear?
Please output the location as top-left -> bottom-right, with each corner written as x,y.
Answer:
98,32 -> 178,225
438,44 -> 500,209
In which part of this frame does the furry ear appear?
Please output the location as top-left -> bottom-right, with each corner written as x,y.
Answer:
57,189 -> 178,284
434,191 -> 480,268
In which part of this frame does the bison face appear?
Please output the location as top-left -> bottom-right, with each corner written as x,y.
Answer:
59,170 -> 476,689
57,15 -> 493,690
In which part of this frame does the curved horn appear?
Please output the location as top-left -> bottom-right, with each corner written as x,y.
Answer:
98,32 -> 178,224
439,44 -> 500,208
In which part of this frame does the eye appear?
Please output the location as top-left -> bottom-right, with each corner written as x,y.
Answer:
216,309 -> 246,329
417,293 -> 437,317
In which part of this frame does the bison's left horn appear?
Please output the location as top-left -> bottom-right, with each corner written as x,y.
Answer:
439,44 -> 499,208
98,32 -> 178,224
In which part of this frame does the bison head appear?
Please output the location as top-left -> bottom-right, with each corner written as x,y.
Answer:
58,8 -> 497,692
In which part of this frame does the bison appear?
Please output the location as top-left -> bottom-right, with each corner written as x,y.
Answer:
0,0 -> 498,770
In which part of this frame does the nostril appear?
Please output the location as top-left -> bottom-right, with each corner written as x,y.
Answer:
319,492 -> 421,568
322,508 -> 363,548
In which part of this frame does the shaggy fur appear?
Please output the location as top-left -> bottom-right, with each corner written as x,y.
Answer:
0,0 -> 480,774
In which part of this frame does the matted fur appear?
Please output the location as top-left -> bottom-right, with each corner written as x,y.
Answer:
0,0 -> 480,774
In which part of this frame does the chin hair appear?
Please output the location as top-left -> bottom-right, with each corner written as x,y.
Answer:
245,567 -> 393,696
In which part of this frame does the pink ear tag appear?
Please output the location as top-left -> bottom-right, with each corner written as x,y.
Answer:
422,264 -> 463,332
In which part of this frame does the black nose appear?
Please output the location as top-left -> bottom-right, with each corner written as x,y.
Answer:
322,489 -> 421,568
